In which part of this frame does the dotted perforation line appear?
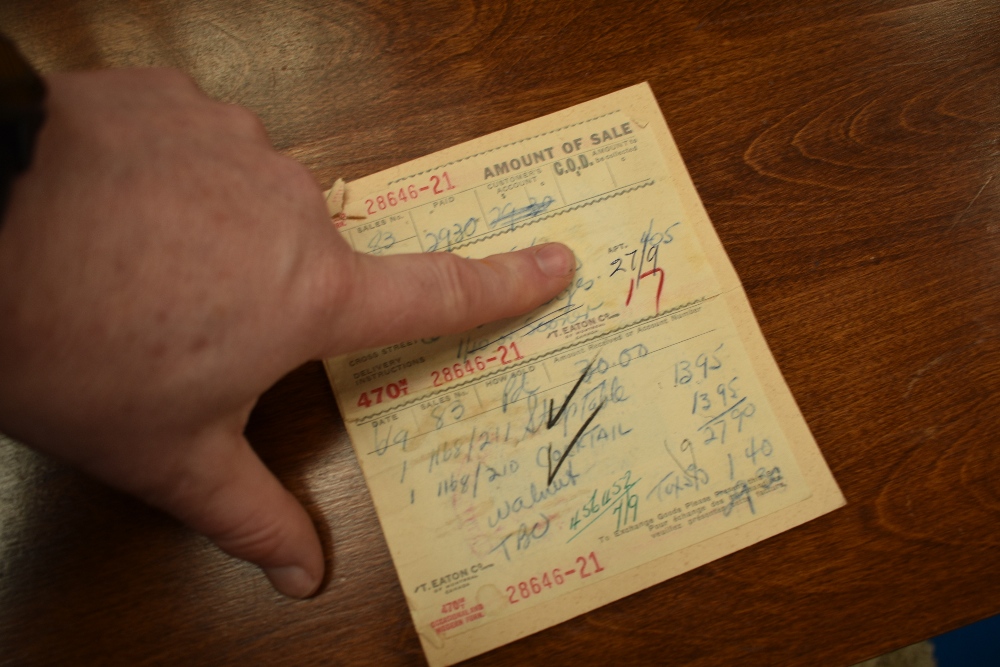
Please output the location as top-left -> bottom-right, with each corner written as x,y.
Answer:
353,295 -> 714,425
386,110 -> 621,185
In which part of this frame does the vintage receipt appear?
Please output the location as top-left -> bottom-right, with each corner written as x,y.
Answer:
323,83 -> 844,665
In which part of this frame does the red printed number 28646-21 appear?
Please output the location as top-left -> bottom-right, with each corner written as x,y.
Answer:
505,552 -> 605,604
432,342 -> 523,387
365,172 -> 455,215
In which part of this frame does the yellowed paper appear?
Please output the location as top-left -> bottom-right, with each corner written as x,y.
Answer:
323,83 -> 844,666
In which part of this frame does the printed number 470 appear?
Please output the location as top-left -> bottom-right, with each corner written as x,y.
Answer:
357,379 -> 409,408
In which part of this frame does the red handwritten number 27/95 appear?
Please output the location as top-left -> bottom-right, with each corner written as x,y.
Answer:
365,172 -> 455,215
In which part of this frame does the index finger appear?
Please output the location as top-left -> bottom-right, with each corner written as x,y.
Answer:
320,243 -> 575,356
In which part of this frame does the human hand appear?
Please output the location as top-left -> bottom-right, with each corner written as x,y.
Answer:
0,69 -> 575,598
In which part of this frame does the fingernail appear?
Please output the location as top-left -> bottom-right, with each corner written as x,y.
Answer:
264,565 -> 320,599
533,243 -> 574,277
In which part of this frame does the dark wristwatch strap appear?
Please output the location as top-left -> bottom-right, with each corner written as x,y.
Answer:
0,34 -> 46,222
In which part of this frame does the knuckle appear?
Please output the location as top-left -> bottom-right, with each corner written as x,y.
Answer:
150,67 -> 200,91
433,254 -> 478,326
219,103 -> 270,141
214,510 -> 292,565
139,448 -> 294,566
273,155 -> 321,198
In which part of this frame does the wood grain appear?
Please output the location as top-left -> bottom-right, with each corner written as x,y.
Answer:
1,1 -> 998,664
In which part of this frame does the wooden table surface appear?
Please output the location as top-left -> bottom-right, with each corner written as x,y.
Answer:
1,1 -> 998,665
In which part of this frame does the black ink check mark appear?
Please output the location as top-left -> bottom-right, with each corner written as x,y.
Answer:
546,355 -> 606,486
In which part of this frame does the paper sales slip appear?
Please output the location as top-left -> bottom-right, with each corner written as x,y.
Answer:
323,83 -> 844,665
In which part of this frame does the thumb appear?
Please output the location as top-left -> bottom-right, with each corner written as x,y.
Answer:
147,429 -> 325,599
